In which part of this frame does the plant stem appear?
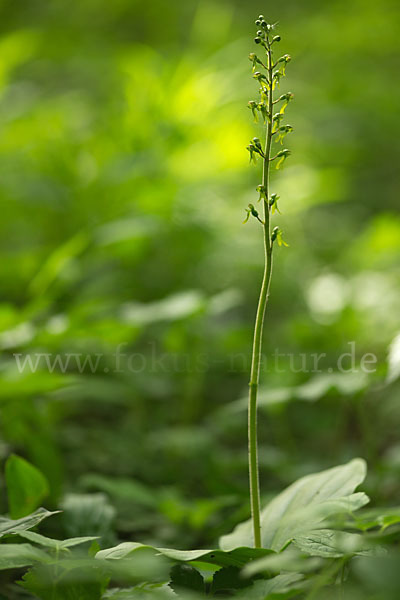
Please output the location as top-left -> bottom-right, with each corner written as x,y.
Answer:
248,41 -> 274,549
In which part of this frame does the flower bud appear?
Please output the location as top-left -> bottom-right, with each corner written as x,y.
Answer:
256,30 -> 263,36
254,37 -> 261,44
248,203 -> 258,217
271,226 -> 279,242
243,202 -> 263,223
272,35 -> 281,43
255,19 -> 261,26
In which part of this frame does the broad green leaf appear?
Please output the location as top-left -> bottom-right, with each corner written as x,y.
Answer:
0,508 -> 58,538
15,530 -> 99,550
0,544 -> 49,570
292,529 -> 379,558
220,459 -> 368,551
5,454 -> 49,519
96,542 -> 271,568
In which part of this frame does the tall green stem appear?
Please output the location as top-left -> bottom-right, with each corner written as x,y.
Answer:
248,41 -> 274,549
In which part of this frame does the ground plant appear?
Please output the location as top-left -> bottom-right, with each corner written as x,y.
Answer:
0,5 -> 400,600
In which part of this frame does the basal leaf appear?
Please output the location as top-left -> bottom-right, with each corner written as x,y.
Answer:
220,459 -> 368,551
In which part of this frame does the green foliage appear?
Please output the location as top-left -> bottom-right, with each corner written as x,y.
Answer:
5,454 -> 49,519
220,459 -> 368,551
19,562 -> 108,600
0,508 -> 57,538
0,544 -> 49,571
96,543 -> 271,568
169,564 -> 204,595
0,1 -> 399,599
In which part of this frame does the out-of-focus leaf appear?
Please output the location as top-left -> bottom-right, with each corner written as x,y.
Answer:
228,372 -> 369,413
353,506 -> 400,532
211,566 -> 251,594
102,583 -> 175,599
235,573 -> 305,599
5,455 -> 49,519
0,544 -> 49,570
121,291 -> 204,325
80,474 -> 157,508
243,547 -> 323,578
292,529 -> 380,558
96,542 -> 272,568
169,563 -> 204,594
387,332 -> 400,383
219,459 -> 368,551
15,530 -> 99,550
28,232 -> 88,298
0,508 -> 58,538
353,552 -> 400,599
61,494 -> 116,545
18,562 -> 108,600
0,30 -> 38,88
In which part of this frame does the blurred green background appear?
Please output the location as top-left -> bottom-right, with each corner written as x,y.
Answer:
0,0 -> 399,552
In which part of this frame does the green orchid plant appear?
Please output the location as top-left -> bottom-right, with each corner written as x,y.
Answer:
244,15 -> 293,547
